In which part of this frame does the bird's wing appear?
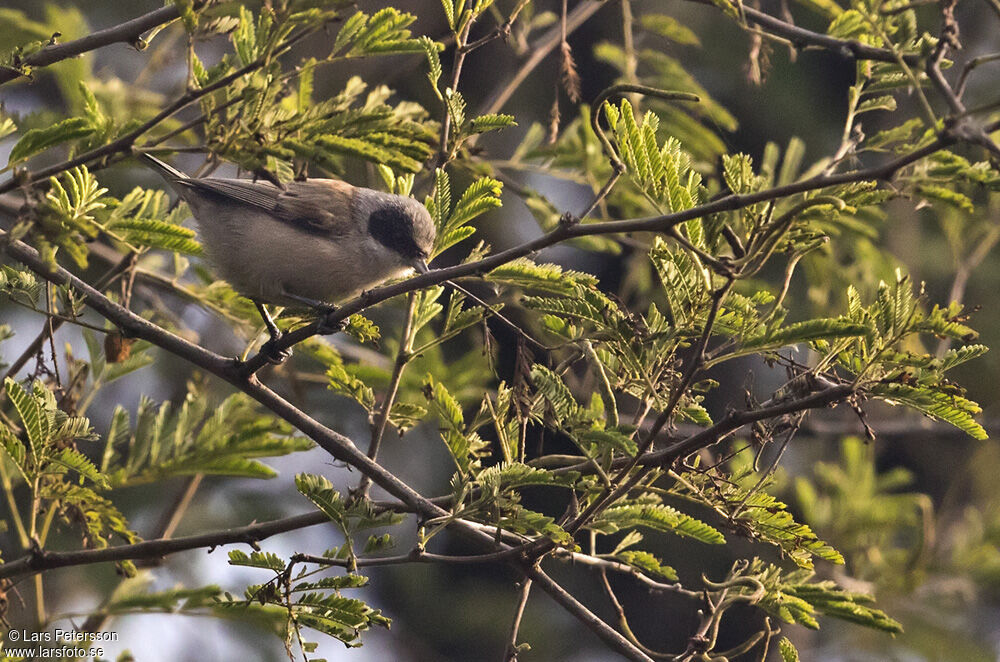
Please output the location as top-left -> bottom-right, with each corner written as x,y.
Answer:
176,178 -> 356,235
272,179 -> 356,234
140,153 -> 188,182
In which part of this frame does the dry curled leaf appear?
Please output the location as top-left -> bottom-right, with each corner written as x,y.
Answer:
104,332 -> 133,363
559,41 -> 581,103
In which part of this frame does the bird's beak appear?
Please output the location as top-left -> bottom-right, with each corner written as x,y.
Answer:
414,259 -> 430,275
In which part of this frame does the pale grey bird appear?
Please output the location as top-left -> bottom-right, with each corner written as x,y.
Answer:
140,153 -> 435,360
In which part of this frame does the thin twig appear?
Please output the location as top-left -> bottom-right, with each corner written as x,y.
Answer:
553,551 -> 701,599
292,548 -> 520,567
356,294 -> 418,498
523,565 -> 654,662
438,19 -> 474,168
479,0 -> 605,116
80,474 -> 204,633
0,3 -> 203,86
146,94 -> 247,147
684,0 -> 920,65
2,252 -> 137,383
504,578 -> 533,661
0,28 -> 317,196
598,570 -> 675,659
956,52 -> 1000,100
565,278 -> 735,535
0,512 -> 330,580
459,0 -> 531,55
444,278 -> 551,353
935,225 -> 1000,357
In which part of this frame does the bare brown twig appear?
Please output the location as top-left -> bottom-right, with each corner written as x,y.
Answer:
504,578 -> 533,661
687,0 -> 920,65
0,511 -> 329,580
355,293 -> 417,498
0,3 -> 202,86
524,565 -> 654,662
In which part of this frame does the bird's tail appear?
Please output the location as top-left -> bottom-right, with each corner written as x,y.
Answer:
138,152 -> 188,182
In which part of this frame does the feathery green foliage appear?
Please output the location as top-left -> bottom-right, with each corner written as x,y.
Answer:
0,0 -> 996,658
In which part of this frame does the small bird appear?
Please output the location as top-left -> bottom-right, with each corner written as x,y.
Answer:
140,153 -> 436,359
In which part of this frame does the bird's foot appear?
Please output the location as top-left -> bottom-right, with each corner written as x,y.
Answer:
316,306 -> 347,335
261,335 -> 293,365
278,290 -> 343,335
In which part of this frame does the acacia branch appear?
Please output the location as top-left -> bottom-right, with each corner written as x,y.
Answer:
0,229 -> 444,519
2,251 -> 136,382
688,0 -> 921,65
552,383 -> 858,476
0,229 -> 887,586
0,230 -> 733,646
477,383 -> 860,568
0,27 -> 316,197
552,551 -> 701,599
0,228 -> 531,564
240,128 -> 964,372
0,4 -> 200,86
1,232 -> 234,374
641,384 -> 856,466
356,293 -> 417,498
599,570 -> 676,660
2,4 -> 983,653
0,235 -> 876,661
523,564 -> 654,662
291,548 -> 520,567
504,578 -> 533,661
565,278 -> 736,535
0,512 -> 329,580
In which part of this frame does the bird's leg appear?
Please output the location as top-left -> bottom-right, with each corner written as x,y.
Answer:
255,300 -> 281,339
254,300 -> 292,364
279,291 -> 345,335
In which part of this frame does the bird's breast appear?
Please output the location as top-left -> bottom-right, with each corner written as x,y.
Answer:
191,205 -> 408,305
